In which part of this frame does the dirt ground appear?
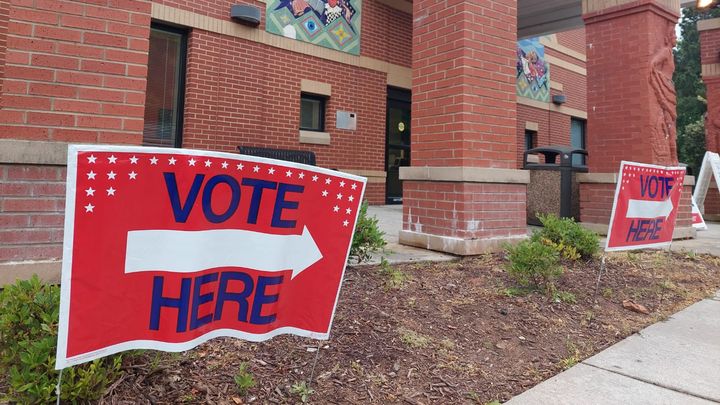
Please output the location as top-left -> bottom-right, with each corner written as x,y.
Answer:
100,250 -> 720,404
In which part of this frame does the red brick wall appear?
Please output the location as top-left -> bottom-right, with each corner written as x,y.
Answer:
701,26 -> 720,66
0,165 -> 65,262
556,29 -> 586,54
0,0 -> 151,143
705,186 -> 720,220
584,4 -> 678,173
702,25 -> 720,155
181,30 -> 387,203
411,0 -> 518,168
0,1 -> 9,103
403,181 -> 527,239
154,0 -> 412,67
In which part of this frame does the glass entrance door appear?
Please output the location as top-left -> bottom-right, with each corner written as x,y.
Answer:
386,88 -> 411,204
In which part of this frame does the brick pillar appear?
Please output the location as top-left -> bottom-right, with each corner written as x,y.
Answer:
399,0 -> 528,255
0,0 -> 9,104
0,1 -> 151,284
0,1 -> 151,143
578,0 -> 694,238
700,18 -> 720,221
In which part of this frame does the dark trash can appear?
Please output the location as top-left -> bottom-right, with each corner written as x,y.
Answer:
523,146 -> 588,226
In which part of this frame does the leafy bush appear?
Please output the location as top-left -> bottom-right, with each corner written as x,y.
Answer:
504,239 -> 562,296
0,275 -> 123,404
535,213 -> 599,259
349,201 -> 387,263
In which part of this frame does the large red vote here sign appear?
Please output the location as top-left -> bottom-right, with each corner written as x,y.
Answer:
56,145 -> 366,369
605,161 -> 685,252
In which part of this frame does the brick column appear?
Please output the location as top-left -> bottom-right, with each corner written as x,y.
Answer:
399,0 -> 528,255
578,0 -> 694,238
700,18 -> 720,221
0,1 -> 151,283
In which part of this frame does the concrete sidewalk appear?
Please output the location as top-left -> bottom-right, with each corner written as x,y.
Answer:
506,293 -> 720,404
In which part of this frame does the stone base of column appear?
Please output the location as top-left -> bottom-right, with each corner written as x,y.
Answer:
399,167 -> 529,256
578,173 -> 696,240
399,230 -> 525,256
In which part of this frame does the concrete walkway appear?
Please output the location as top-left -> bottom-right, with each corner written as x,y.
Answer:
364,206 -> 720,404
506,294 -> 720,404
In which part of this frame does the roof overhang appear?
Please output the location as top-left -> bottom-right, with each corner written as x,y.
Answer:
518,0 -> 584,38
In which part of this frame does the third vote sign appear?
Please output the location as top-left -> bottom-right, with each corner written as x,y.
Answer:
56,145 -> 366,369
605,161 -> 685,252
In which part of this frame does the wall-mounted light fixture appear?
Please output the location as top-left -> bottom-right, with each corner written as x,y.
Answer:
552,94 -> 567,105
697,0 -> 719,8
231,4 -> 261,27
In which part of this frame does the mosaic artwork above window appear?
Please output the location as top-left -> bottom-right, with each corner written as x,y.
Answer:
266,0 -> 361,55
517,37 -> 550,102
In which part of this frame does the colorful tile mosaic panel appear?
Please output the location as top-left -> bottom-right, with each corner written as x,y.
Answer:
517,37 -> 550,102
266,0 -> 361,55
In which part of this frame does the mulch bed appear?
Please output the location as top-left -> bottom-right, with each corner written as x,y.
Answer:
102,251 -> 720,404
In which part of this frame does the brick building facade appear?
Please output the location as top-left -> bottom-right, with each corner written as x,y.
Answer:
0,0 -> 695,281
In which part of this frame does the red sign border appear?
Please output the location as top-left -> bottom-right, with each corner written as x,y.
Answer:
56,145 -> 367,369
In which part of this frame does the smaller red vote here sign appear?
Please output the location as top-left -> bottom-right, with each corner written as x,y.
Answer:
605,161 -> 685,252
56,145 -> 366,369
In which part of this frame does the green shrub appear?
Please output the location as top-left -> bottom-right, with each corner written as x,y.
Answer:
535,213 -> 600,259
0,275 -> 123,404
349,201 -> 387,263
504,239 -> 562,296
234,362 -> 256,395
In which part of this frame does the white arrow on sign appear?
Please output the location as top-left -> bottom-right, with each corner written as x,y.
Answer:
625,198 -> 674,219
124,226 -> 322,279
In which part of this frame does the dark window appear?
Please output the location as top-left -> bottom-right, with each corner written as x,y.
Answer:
524,130 -> 536,150
571,118 -> 586,165
300,93 -> 325,132
143,24 -> 187,147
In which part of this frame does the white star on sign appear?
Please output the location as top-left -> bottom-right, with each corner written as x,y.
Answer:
343,220 -> 349,227
150,157 -> 158,165
87,171 -> 96,180
189,158 -> 196,166
85,187 -> 95,196
312,175 -> 319,182
325,178 -> 332,185
299,172 -> 305,179
129,171 -> 137,180
222,161 -> 228,169
346,208 -> 352,214
333,205 -> 340,212
237,163 -> 244,170
205,160 -> 212,167
106,187 -> 116,196
322,190 -> 329,197
130,156 -> 138,164
351,183 -> 357,190
286,170 -> 293,177
87,155 -> 97,164
108,155 -> 117,164
339,181 -> 345,187
253,165 -> 260,173
107,171 -> 116,180
268,167 -> 275,175
169,157 -> 177,165
348,195 -> 354,202
85,203 -> 95,213
336,193 -> 343,200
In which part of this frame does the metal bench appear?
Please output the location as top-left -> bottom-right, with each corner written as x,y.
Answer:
237,146 -> 316,166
